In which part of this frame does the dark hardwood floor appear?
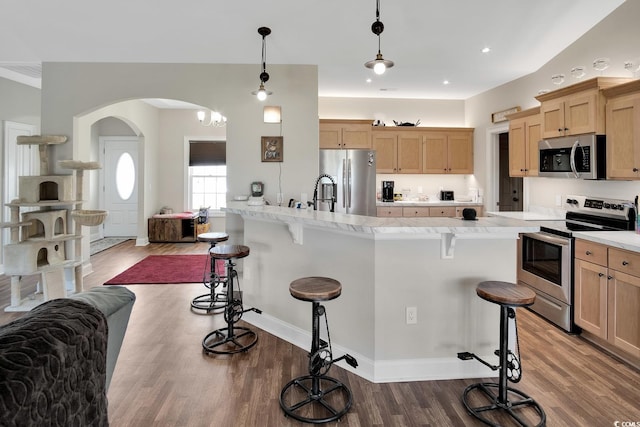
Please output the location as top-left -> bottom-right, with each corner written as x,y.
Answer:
2,240 -> 640,426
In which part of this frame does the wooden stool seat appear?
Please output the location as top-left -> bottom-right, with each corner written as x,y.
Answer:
197,232 -> 229,244
289,277 -> 342,302
476,281 -> 536,307
210,244 -> 250,260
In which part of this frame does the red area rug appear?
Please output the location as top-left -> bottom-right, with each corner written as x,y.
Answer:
104,255 -> 224,285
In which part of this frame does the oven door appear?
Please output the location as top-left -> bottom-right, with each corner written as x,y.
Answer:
517,232 -> 572,304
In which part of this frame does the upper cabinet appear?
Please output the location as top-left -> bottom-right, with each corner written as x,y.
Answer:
319,119 -> 372,149
535,77 -> 630,138
603,80 -> 640,179
372,131 -> 422,174
423,129 -> 474,174
320,120 -> 474,174
506,107 -> 541,177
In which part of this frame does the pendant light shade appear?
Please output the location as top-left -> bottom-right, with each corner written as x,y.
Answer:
364,0 -> 394,75
252,26 -> 273,100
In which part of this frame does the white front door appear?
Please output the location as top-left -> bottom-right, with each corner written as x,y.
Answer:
2,121 -> 38,271
100,137 -> 139,237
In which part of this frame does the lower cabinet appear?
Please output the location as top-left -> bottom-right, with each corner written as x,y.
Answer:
574,239 -> 640,359
377,207 -> 403,217
377,205 -> 483,218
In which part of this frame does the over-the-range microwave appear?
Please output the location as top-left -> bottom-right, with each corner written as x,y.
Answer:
538,134 -> 606,179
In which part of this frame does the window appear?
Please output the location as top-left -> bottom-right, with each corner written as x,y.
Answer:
189,165 -> 226,211
188,141 -> 226,211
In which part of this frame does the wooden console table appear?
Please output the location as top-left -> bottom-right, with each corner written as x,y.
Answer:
148,213 -> 209,243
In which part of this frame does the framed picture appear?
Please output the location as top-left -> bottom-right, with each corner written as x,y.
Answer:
261,136 -> 283,162
491,106 -> 521,123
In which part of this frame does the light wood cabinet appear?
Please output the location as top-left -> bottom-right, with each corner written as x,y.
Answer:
535,77 -> 629,138
506,107 -> 541,177
378,204 -> 482,217
423,130 -> 473,174
603,80 -> 640,179
319,119 -> 371,149
574,239 -> 609,339
372,132 -> 422,174
401,207 -> 431,217
428,207 -> 456,217
574,239 -> 640,358
376,206 -> 403,217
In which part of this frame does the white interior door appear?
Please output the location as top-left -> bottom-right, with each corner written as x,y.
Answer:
100,137 -> 139,237
2,121 -> 38,272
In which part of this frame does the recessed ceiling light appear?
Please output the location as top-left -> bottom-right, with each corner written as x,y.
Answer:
481,47 -> 491,53
443,80 -> 450,85
366,78 -> 372,83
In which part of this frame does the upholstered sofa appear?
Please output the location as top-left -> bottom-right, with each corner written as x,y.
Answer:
0,285 -> 135,426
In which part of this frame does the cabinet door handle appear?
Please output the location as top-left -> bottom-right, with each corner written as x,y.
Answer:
564,127 -> 569,131
558,128 -> 563,132
622,261 -> 629,266
634,168 -> 639,172
586,250 -> 592,255
608,276 -> 613,280
598,273 -> 604,277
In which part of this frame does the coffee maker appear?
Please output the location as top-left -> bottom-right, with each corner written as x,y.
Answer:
382,181 -> 394,202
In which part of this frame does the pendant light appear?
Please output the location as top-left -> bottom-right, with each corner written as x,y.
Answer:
252,26 -> 273,101
364,0 -> 394,75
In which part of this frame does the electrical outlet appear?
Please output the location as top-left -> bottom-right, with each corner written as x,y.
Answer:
277,193 -> 283,204
406,307 -> 417,324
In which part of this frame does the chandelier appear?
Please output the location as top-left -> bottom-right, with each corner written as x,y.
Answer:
197,110 -> 227,127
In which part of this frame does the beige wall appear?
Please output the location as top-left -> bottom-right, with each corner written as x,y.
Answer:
40,63 -> 319,248
465,0 -> 640,210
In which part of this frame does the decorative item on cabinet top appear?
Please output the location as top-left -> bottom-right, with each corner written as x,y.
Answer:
491,106 -> 521,123
393,120 -> 420,127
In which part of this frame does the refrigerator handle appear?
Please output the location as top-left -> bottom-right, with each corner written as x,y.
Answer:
347,158 -> 352,208
342,158 -> 347,208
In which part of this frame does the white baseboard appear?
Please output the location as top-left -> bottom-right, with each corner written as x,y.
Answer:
136,237 -> 149,246
242,311 -> 494,383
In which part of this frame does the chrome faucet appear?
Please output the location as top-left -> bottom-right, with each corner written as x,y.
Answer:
312,174 -> 337,212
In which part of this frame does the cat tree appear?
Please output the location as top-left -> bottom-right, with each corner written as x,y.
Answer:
1,135 -> 107,311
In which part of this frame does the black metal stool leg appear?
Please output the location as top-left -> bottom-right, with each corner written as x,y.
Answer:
279,301 -> 354,424
461,306 -> 546,426
202,258 -> 259,354
191,242 -> 228,313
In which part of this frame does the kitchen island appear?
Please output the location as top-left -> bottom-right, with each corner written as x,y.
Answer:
224,202 -> 539,382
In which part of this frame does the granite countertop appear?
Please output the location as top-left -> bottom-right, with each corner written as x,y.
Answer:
486,211 -> 566,221
224,201 -> 539,235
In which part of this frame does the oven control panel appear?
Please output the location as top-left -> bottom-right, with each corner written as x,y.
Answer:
565,195 -> 633,215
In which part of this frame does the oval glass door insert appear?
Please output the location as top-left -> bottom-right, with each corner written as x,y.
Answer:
116,152 -> 135,200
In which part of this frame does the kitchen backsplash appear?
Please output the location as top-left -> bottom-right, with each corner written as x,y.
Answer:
376,173 -> 480,201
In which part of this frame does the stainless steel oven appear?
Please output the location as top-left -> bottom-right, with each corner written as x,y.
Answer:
517,195 -> 635,333
518,231 -> 574,332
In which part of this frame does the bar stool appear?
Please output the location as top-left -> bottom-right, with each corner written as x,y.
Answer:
279,277 -> 358,424
458,281 -> 546,427
191,232 -> 229,313
202,245 -> 261,354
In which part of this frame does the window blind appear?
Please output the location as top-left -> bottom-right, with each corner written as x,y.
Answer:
189,141 -> 226,166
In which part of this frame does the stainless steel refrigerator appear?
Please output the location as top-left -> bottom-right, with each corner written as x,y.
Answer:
318,149 -> 377,216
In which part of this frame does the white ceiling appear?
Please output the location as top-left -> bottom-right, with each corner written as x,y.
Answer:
0,0 -> 625,100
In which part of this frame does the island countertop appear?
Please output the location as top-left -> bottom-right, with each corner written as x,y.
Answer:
224,201 -> 540,235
